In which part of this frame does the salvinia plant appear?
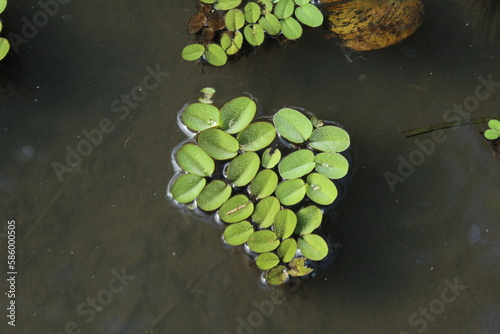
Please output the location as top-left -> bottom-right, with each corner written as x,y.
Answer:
0,0 -> 10,61
182,0 -> 324,66
167,88 -> 352,285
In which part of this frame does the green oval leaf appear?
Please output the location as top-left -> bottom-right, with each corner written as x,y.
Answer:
176,143 -> 215,177
226,152 -> 260,187
295,205 -> 323,235
294,0 -> 310,5
225,31 -> 244,55
171,174 -> 206,204
200,0 -> 216,3
258,13 -> 281,35
298,234 -> 328,261
225,9 -> 245,31
278,149 -> 315,179
484,129 -> 499,140
237,121 -> 277,151
309,126 -> 350,153
274,0 -> 294,19
204,44 -> 228,67
247,230 -> 280,253
261,148 -> 281,168
306,173 -> 338,205
252,196 -> 281,228
295,3 -> 323,27
214,0 -> 242,10
181,44 -> 205,62
489,119 -> 500,130
220,96 -> 257,134
249,169 -> 278,199
273,209 -> 297,239
218,194 -> 254,223
265,265 -> 289,285
314,152 -> 349,179
0,0 -> 7,15
197,180 -> 232,211
244,2 -> 261,23
199,87 -> 216,104
244,24 -> 265,46
277,238 -> 297,263
275,179 -> 306,206
182,103 -> 219,132
223,221 -> 254,245
258,0 -> 274,13
281,17 -> 303,40
288,257 -> 314,276
273,108 -> 313,143
198,128 -> 239,160
256,252 -> 280,270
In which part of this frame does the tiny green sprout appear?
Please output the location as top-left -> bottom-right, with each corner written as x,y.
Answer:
199,87 -> 216,104
484,119 -> 500,140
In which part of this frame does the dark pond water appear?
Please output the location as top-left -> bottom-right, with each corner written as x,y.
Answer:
1,0 -> 499,333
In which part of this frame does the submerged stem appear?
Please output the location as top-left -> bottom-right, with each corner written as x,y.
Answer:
403,117 -> 498,138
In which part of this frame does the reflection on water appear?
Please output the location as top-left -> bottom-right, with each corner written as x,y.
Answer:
1,0 -> 499,333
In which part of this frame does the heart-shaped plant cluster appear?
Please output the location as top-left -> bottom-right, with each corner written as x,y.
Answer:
182,0 -> 324,66
168,88 -> 351,285
484,119 -> 500,141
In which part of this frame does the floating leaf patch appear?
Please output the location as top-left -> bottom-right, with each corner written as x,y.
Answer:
265,265 -> 289,285
309,126 -> 350,153
223,221 -> 254,245
244,24 -> 265,46
261,148 -> 282,168
204,44 -> 228,66
237,121 -> 276,151
274,0 -> 294,19
171,174 -> 206,204
278,149 -> 315,179
244,2 -> 261,23
197,180 -> 232,211
226,152 -> 260,187
176,143 -> 215,177
182,44 -> 205,61
298,234 -> 328,261
295,205 -> 323,235
256,252 -> 280,270
484,119 -> 500,140
252,196 -> 281,228
182,103 -> 219,132
247,230 -> 280,253
273,209 -> 297,239
288,257 -> 314,276
314,152 -> 349,179
295,3 -> 324,27
277,238 -> 297,263
225,9 -> 245,31
280,17 -> 303,40
218,194 -> 254,223
249,169 -> 279,199
198,128 -> 239,160
276,179 -> 306,206
306,173 -> 338,205
273,108 -> 313,143
220,96 -> 257,134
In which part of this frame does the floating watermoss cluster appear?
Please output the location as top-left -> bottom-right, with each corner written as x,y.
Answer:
484,119 -> 500,141
0,0 -> 9,61
168,88 -> 351,285
182,0 -> 324,66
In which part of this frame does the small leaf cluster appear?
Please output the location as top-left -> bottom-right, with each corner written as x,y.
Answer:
0,0 -> 10,61
169,88 -> 351,285
182,0 -> 324,66
484,119 -> 500,141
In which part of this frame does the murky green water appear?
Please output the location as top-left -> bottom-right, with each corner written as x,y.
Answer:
1,0 -> 499,333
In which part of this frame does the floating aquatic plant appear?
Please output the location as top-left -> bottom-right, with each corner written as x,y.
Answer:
0,0 -> 10,61
182,0 -> 324,66
168,88 -> 352,285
